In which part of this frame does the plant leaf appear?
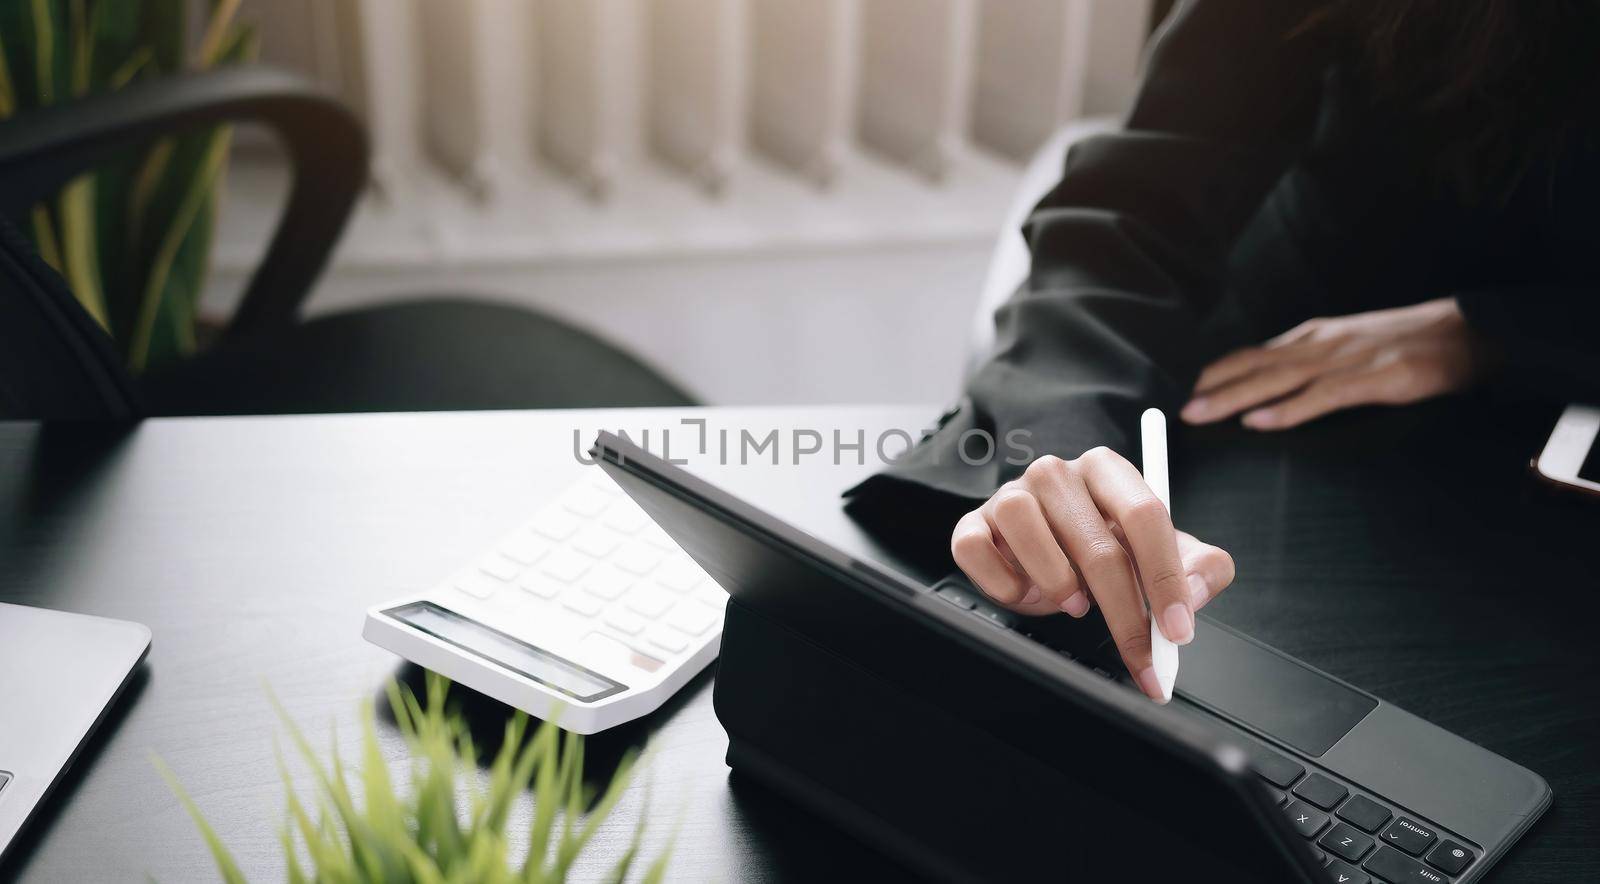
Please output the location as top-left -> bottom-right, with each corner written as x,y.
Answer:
151,754 -> 249,884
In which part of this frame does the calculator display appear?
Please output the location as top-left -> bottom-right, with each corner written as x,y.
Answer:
386,602 -> 625,703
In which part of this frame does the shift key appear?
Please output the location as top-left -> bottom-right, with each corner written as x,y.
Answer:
1364,845 -> 1448,883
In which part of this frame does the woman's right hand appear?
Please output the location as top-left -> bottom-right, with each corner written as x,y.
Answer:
949,447 -> 1235,702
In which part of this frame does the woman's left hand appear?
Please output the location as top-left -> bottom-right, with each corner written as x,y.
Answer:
1181,298 -> 1496,430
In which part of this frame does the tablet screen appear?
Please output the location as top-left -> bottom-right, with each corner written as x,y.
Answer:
1579,435 -> 1600,482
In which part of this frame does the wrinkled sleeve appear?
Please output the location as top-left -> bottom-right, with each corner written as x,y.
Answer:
1456,287 -> 1600,402
845,0 -> 1333,546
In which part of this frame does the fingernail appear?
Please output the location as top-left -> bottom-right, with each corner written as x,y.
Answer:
1021,586 -> 1041,605
1137,666 -> 1167,703
1060,592 -> 1090,618
1187,573 -> 1209,608
1242,408 -> 1275,429
1161,603 -> 1194,645
1181,398 -> 1209,422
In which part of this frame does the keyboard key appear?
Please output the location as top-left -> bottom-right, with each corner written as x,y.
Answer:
499,533 -> 551,564
935,586 -> 977,610
1380,818 -> 1436,856
693,585 -> 728,608
665,603 -> 716,637
1266,787 -> 1288,807
624,587 -> 674,619
645,624 -> 689,654
562,486 -> 611,517
1337,795 -> 1392,834
478,554 -> 522,581
453,571 -> 501,599
529,510 -> 581,541
1364,845 -> 1449,883
539,549 -> 592,583
638,523 -> 679,550
603,606 -> 647,636
1319,823 -> 1374,863
655,557 -> 705,592
601,506 -> 649,535
1284,800 -> 1330,838
1252,752 -> 1306,789
613,541 -> 664,575
976,607 -> 1016,628
571,527 -> 622,559
1325,859 -> 1369,884
517,574 -> 561,599
560,590 -> 605,617
1424,841 -> 1473,876
1294,773 -> 1350,810
581,566 -> 633,601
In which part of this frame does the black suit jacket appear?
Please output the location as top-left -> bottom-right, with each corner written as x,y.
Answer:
846,0 -> 1600,547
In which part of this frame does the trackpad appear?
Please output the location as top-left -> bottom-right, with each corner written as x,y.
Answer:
1174,619 -> 1376,757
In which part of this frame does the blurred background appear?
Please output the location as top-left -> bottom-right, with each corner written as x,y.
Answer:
213,0 -> 1162,405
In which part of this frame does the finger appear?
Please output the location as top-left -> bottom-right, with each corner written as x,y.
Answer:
1190,346 -> 1272,398
1176,530 -> 1235,611
951,510 -> 1029,606
985,487 -> 1080,610
1182,362 -> 1320,425
1078,447 -> 1192,646
1241,369 -> 1384,430
1033,461 -> 1160,700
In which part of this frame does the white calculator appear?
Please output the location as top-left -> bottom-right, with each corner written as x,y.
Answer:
363,467 -> 727,734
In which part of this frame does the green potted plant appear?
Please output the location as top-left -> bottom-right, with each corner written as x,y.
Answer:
0,0 -> 254,372
156,672 -> 671,883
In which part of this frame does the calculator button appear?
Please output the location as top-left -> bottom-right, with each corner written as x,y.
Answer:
478,554 -> 522,581
603,607 -> 647,636
665,603 -> 716,637
655,558 -> 705,592
624,587 -> 674,619
1325,859 -> 1369,884
1283,800 -> 1329,838
581,567 -> 633,600
645,624 -> 689,654
1424,841 -> 1472,876
1364,845 -> 1448,883
1251,751 -> 1306,789
453,571 -> 501,599
602,506 -> 648,534
562,487 -> 611,518
693,585 -> 727,608
560,590 -> 605,617
613,542 -> 664,575
638,523 -> 678,550
1319,823 -> 1374,863
934,586 -> 977,610
1336,795 -> 1391,834
500,533 -> 551,564
572,527 -> 622,559
539,549 -> 592,583
517,575 -> 562,599
1380,819 -> 1436,856
1293,773 -> 1349,810
529,510 -> 581,541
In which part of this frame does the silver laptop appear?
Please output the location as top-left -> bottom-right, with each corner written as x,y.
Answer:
0,603 -> 150,859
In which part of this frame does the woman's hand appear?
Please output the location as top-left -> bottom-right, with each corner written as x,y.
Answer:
950,448 -> 1235,702
1181,298 -> 1495,430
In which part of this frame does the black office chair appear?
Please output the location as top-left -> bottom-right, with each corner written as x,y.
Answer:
0,67 -> 695,420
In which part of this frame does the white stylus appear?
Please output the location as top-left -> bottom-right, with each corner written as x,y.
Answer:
1141,408 -> 1179,703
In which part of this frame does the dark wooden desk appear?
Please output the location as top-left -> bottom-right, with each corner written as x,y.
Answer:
1,403 -> 1594,882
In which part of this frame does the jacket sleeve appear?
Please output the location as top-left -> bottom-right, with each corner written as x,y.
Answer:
844,0 -> 1333,545
1456,287 -> 1600,402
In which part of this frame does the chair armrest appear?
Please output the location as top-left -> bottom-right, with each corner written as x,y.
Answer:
0,66 -> 368,337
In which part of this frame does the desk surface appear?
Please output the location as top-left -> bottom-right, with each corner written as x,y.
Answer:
1,403 -> 1595,882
